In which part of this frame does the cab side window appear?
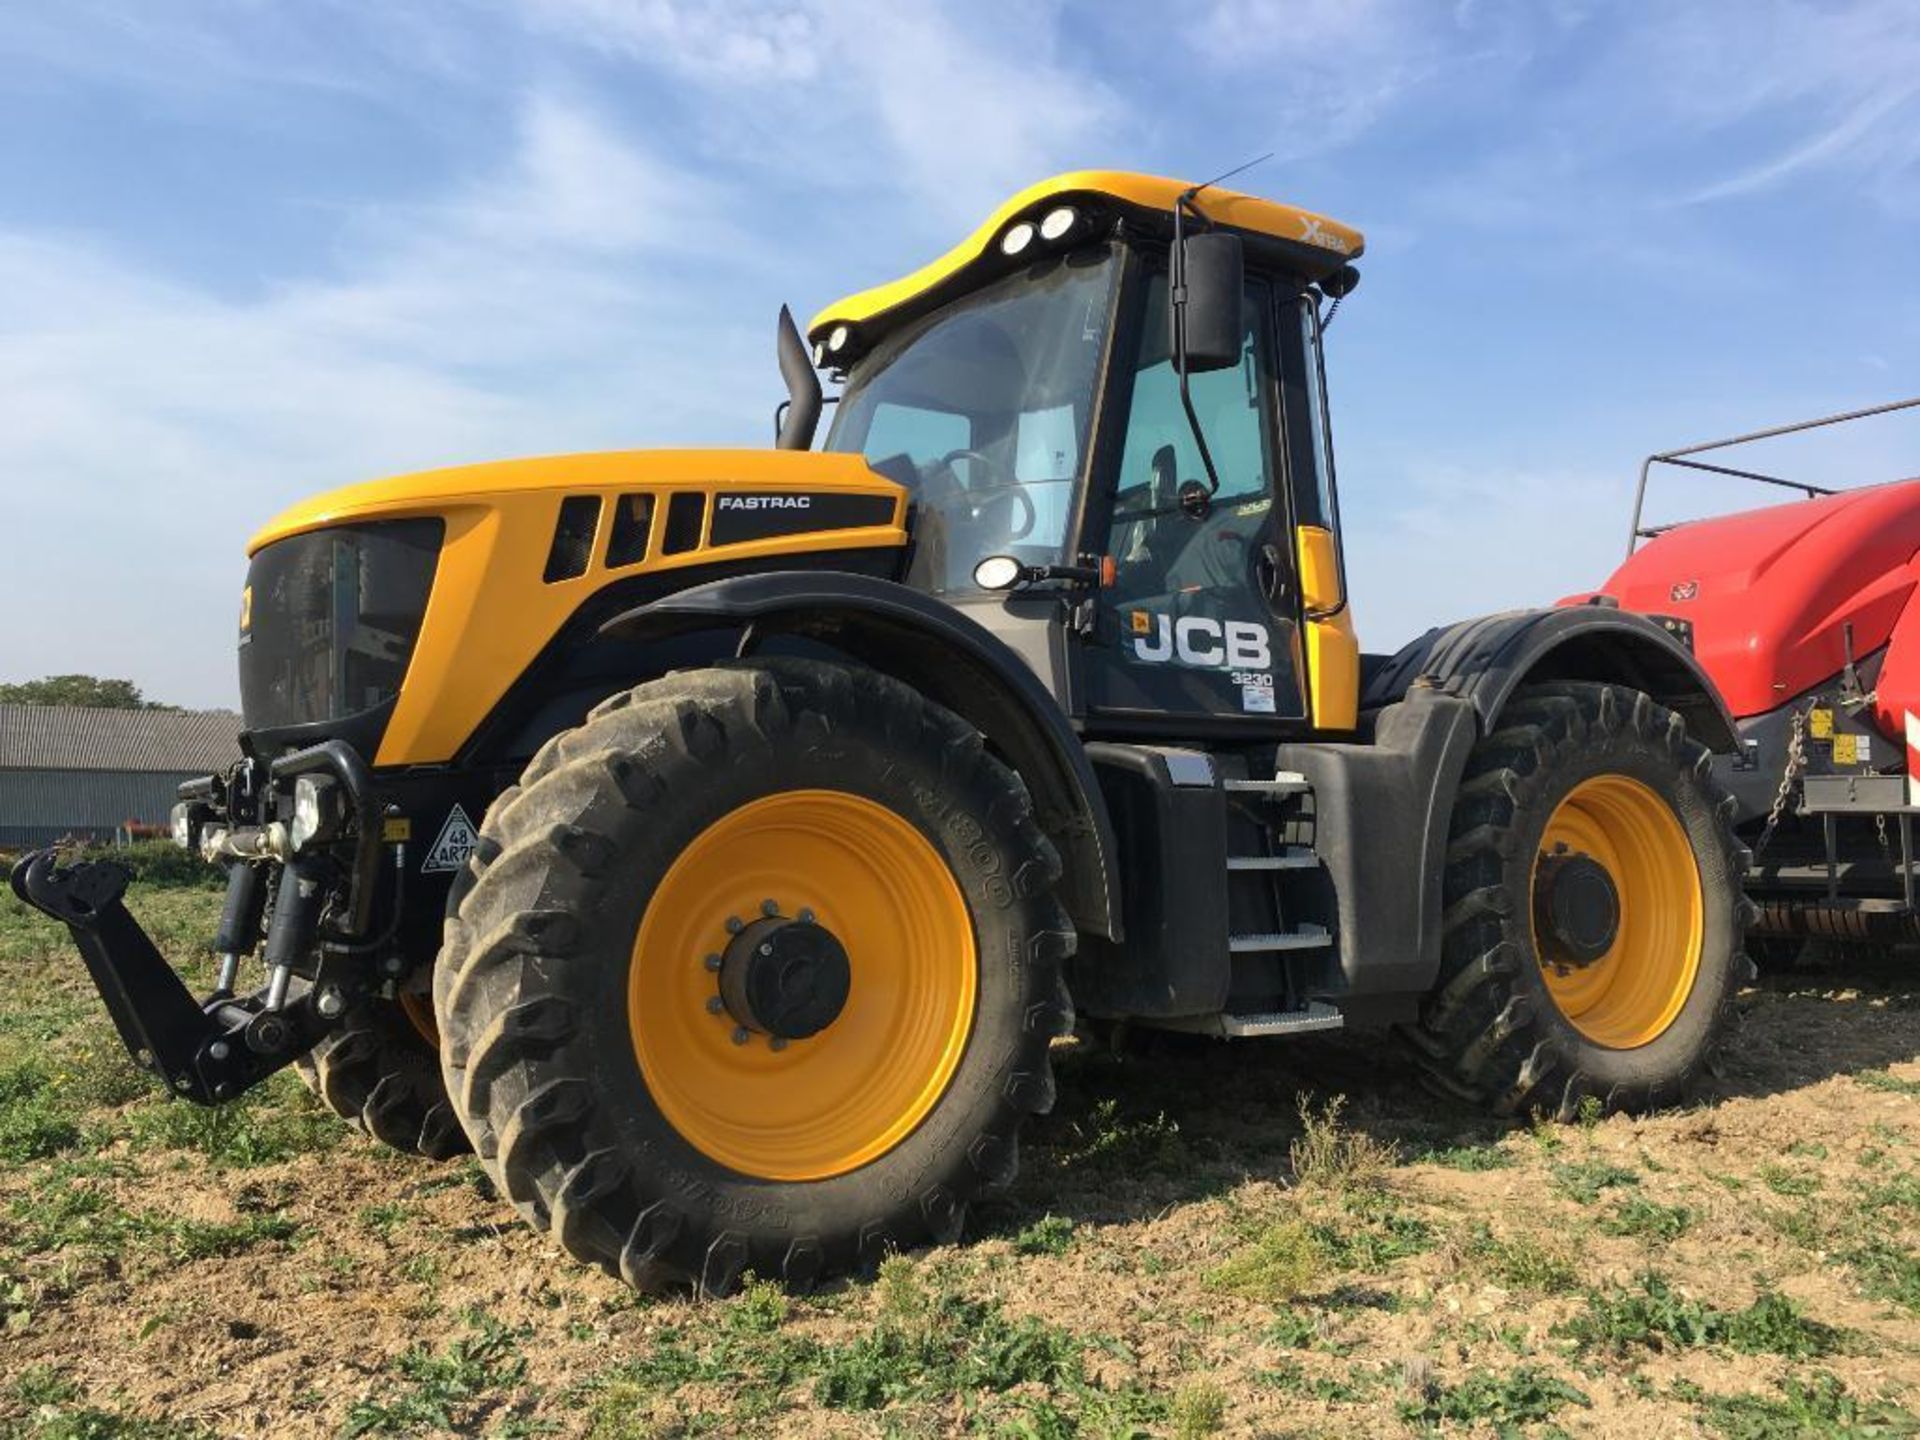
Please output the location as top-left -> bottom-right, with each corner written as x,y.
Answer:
1108,272 -> 1278,603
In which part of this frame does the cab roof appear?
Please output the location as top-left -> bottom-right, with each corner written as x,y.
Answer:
807,169 -> 1364,356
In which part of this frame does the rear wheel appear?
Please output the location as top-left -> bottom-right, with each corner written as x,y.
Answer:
1407,681 -> 1751,1117
435,658 -> 1075,1295
295,988 -> 469,1159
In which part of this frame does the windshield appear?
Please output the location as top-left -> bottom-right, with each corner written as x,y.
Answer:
825,249 -> 1117,593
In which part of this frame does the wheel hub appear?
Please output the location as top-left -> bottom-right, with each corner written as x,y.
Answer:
718,914 -> 852,1040
1534,849 -> 1620,970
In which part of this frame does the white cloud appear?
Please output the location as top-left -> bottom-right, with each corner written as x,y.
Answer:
516,0 -> 1120,225
517,0 -> 823,82
0,95 -> 774,706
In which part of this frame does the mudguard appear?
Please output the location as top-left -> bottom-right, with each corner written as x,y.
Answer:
601,570 -> 1123,941
1364,606 -> 1740,753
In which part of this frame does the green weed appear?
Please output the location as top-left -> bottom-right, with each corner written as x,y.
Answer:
1417,1143 -> 1514,1172
1558,1274 -> 1845,1358
344,1310 -> 530,1435
1012,1214 -> 1075,1256
1688,1370 -> 1920,1438
1600,1196 -> 1696,1243
1461,1223 -> 1578,1294
1400,1366 -> 1591,1434
1550,1157 -> 1639,1204
1855,1070 -> 1920,1098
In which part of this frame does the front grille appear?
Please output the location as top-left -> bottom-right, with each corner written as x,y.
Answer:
239,518 -> 443,734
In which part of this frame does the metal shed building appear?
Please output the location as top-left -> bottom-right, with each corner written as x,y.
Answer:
0,704 -> 242,848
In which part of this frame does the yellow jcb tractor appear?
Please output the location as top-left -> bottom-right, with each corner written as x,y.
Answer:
14,171 -> 1750,1295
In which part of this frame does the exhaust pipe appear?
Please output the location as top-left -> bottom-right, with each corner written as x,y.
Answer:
774,304 -> 822,451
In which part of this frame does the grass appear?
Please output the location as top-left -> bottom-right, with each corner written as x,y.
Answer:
1203,1219 -> 1324,1301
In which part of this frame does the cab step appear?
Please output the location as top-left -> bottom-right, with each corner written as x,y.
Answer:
1219,1002 -> 1345,1038
1226,848 -> 1319,872
1228,924 -> 1331,953
1223,771 -> 1311,798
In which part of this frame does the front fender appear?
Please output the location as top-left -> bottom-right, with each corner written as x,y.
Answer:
602,571 -> 1122,941
1363,606 -> 1739,752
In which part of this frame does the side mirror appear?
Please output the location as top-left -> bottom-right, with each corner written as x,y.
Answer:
1174,230 -> 1244,374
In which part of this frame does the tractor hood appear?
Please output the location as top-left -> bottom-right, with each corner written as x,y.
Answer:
250,448 -> 901,553
1594,478 -> 1920,719
242,449 -> 908,767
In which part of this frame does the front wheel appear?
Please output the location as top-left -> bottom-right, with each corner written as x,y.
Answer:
434,659 -> 1075,1295
1406,681 -> 1751,1117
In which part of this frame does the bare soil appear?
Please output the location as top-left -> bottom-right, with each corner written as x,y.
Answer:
4,887 -> 1919,1437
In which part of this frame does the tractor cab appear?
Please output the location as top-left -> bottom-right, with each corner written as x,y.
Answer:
802,172 -> 1365,735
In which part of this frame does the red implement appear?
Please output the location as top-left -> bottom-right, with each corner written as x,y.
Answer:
1576,478 -> 1920,733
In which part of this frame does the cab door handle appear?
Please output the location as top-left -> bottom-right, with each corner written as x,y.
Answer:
1255,542 -> 1289,608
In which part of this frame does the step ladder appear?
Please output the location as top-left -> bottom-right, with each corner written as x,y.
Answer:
1215,768 -> 1341,1038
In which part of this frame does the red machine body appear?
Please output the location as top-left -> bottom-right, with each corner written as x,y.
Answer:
1579,479 -> 1920,740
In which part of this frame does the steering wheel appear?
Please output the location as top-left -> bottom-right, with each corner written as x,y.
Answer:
933,448 -> 1037,541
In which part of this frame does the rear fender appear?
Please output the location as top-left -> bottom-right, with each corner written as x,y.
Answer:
1364,607 -> 1740,753
602,571 -> 1123,941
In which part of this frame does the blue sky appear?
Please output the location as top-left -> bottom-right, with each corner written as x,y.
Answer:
2,0 -> 1916,707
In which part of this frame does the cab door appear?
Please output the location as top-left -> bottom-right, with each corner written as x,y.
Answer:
1082,271 -> 1308,728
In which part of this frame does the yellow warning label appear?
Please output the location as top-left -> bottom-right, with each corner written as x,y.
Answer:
382,816 -> 412,842
1808,708 -> 1834,739
1832,733 -> 1859,766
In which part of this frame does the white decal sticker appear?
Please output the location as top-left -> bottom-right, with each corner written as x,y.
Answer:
1131,614 -> 1273,672
1240,676 -> 1276,713
422,804 -> 478,874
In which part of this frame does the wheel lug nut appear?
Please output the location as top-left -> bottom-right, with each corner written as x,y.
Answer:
769,1037 -> 788,1053
798,908 -> 815,925
761,898 -> 779,917
703,953 -> 722,972
758,943 -> 773,956
731,1026 -> 751,1046
706,996 -> 724,1014
725,916 -> 743,934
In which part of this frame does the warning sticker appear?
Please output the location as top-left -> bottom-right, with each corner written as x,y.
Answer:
422,804 -> 478,873
1833,733 -> 1861,766
1809,708 -> 1834,739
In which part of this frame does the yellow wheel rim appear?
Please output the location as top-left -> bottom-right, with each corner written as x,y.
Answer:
398,989 -> 440,1049
627,789 -> 977,1181
1533,774 -> 1703,1050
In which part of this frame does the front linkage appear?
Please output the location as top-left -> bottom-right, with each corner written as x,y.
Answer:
9,740 -> 401,1106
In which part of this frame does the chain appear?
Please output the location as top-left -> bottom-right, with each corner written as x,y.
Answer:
1752,708 -> 1808,860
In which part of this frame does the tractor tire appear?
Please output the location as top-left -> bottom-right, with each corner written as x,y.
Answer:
295,993 -> 470,1159
1405,681 -> 1752,1118
434,658 -> 1076,1296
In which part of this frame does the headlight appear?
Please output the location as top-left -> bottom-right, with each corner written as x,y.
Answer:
1000,221 -> 1035,256
827,324 -> 850,353
289,774 -> 342,852
1039,205 -> 1077,241
170,801 -> 194,851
